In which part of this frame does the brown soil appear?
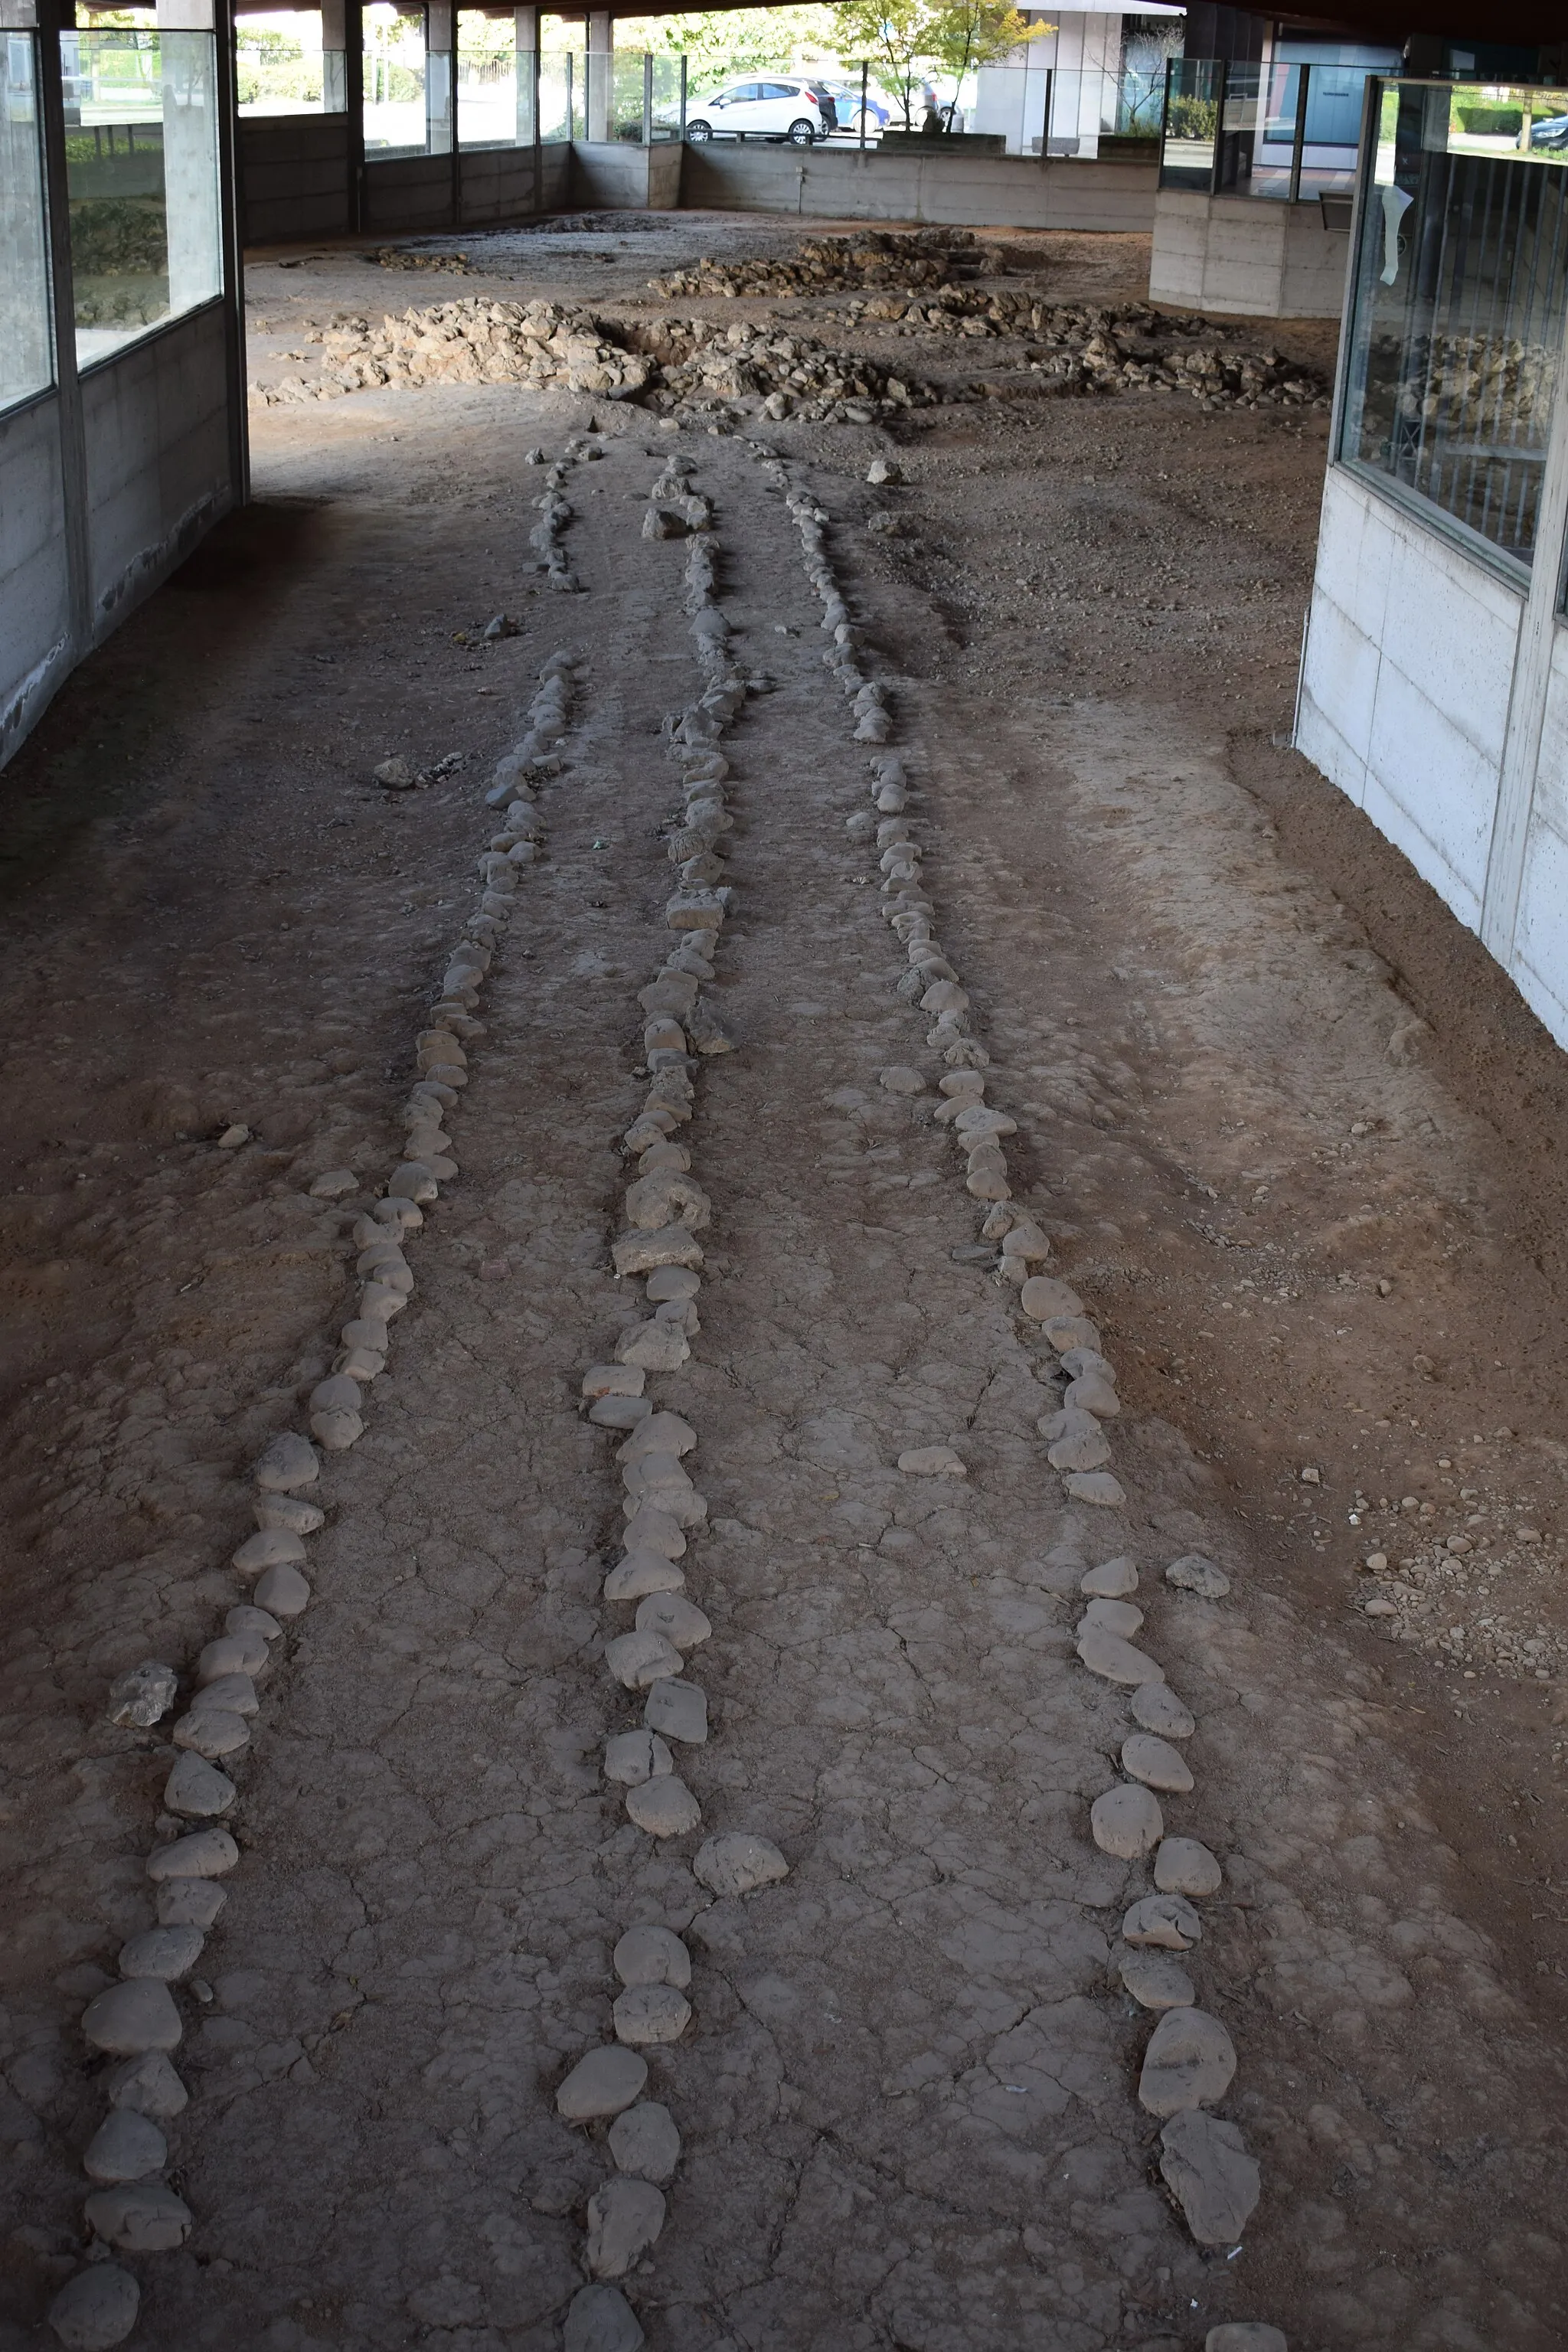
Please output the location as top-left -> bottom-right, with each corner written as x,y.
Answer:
3,217 -> 1568,2352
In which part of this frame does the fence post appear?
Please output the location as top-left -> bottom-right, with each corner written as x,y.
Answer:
678,53 -> 685,141
859,58 -> 867,149
1040,64 -> 1053,163
642,48 -> 652,144
1289,60 -> 1308,202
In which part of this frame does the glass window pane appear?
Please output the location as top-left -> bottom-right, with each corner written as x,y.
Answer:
1158,59 -> 1221,189
458,11 -> 520,149
64,26 -> 222,370
363,1 -> 430,156
1,30 -> 54,413
236,10 -> 344,118
1341,80 -> 1568,569
537,45 -> 572,143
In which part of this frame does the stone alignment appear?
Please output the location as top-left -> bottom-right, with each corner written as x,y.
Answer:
756,438 -> 1279,2330
554,449 -> 788,2347
47,469 -> 592,2347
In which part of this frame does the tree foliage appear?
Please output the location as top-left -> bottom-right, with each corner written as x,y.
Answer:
615,8 -> 840,79
828,0 -> 1047,129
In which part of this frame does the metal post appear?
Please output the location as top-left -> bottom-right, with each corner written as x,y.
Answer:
564,44 -> 571,141
642,47 -> 651,144
858,57 -> 867,149
1289,59 -> 1308,203
213,0 -> 249,504
1210,57 -> 1225,195
678,52 -> 685,142
344,0 -> 364,230
34,0 -> 93,657
1041,64 -> 1053,163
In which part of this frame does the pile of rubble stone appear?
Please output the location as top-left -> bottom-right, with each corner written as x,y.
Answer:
646,226 -> 987,299
263,298 -> 933,421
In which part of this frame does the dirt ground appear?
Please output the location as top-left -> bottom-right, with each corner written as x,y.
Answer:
4,214 -> 1568,2352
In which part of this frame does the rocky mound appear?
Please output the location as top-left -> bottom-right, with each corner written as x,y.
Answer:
647,227 -> 987,299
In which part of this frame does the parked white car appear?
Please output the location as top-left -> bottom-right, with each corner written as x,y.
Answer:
683,78 -> 835,146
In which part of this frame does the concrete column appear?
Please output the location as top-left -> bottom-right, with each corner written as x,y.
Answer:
586,5 -> 609,140
515,2 -> 537,145
155,0 -> 222,317
426,0 -> 452,154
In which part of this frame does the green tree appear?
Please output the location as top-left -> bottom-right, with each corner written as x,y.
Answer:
615,8 -> 839,83
829,0 -> 1047,129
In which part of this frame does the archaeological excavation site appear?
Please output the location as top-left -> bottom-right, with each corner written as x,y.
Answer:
7,1 -> 1568,2347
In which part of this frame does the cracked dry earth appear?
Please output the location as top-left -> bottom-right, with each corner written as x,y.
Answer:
6,252 -> 1568,2352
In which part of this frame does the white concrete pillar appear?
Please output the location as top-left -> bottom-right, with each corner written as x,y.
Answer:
586,5 -> 609,140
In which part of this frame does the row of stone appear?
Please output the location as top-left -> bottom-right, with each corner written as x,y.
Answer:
552,449 -> 790,2352
58,508 -> 595,2346
761,443 -> 1281,2352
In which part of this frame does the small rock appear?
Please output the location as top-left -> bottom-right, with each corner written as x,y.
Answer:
145,1828 -> 239,1881
102,2050 -> 188,2118
226,1602 -> 283,1643
645,1676 -> 707,1744
616,1319 -> 691,1371
604,1550 -> 685,1602
626,1776 -> 702,1838
564,2282 -> 645,2352
215,1123 -> 250,1150
253,1562 -> 311,1617
1160,2109 -> 1260,2243
1080,1596 -> 1142,1637
1064,1470 -> 1127,1507
1066,1372 -> 1121,1419
233,1527 -> 306,1577
83,2107 -> 167,2184
617,1412 -> 697,1462
1154,1838 -> 1223,1897
81,1980 -> 182,2056
1019,1275 -> 1086,1322
646,1264 -> 700,1302
1077,1625 -> 1165,1686
1119,1949 -> 1195,2009
1043,1313 -> 1102,1354
162,1754 -> 235,1819
254,1432 -> 319,1492
693,1831 -> 788,1897
613,1223 -> 706,1278
613,1924 -> 691,1988
172,1707 -> 248,1760
118,1926 -> 204,1983
613,1983 -> 691,2045
253,1492 -> 325,1535
1166,1553 -> 1231,1599
606,1629 -> 683,1690
622,1506 -> 686,1560
1122,1734 -> 1194,1794
156,1880 -> 227,1929
1362,1594 -> 1397,1618
1132,1681 -> 1197,1738
634,1592 -> 710,1651
585,2177 -> 665,2279
106,1661 -> 178,1729
1080,1557 -> 1138,1599
583,1363 -> 647,1399
1138,2005 -> 1237,2115
897,1445 -> 965,1477
605,1731 -> 673,1786
867,456 -> 902,485
1123,1893 -> 1202,1951
556,2043 -> 648,2121
374,756 -> 416,789
590,1394 -> 652,1431
83,2179 -> 191,2252
46,2265 -> 141,2350
1206,2328 -> 1289,2352
878,1065 -> 925,1093
609,2100 -> 681,2184
191,1669 -> 259,1714
308,1168 -> 359,1199
1091,1782 -> 1164,1858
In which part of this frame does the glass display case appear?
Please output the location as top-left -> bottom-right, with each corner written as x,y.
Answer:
1339,79 -> 1568,570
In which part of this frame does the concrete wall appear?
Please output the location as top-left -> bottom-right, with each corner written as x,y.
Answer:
0,396 -> 74,768
1150,188 -> 1350,317
681,141 -> 1155,231
363,152 -> 458,234
81,301 -> 238,634
240,113 -> 353,243
568,138 -> 682,211
1295,464 -> 1568,1052
461,142 -> 544,224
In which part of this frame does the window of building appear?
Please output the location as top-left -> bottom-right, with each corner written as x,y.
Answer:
1,29 -> 55,413
1341,79 -> 1568,571
363,1 -> 449,157
458,8 -> 531,149
63,12 -> 223,370
236,9 -> 346,119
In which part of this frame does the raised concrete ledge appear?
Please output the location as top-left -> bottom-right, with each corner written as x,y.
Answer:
1151,188 -> 1349,318
681,141 -> 1155,232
